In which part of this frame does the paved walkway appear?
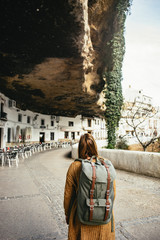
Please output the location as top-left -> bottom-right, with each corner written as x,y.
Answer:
0,148 -> 160,240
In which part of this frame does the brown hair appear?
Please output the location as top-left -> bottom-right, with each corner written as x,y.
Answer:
78,133 -> 98,159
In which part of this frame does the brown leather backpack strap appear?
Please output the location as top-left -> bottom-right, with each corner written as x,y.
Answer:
101,160 -> 111,221
89,162 -> 96,221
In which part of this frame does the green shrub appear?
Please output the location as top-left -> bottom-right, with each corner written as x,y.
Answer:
116,138 -> 129,150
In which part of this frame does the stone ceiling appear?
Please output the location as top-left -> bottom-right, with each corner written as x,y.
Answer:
0,0 -> 118,117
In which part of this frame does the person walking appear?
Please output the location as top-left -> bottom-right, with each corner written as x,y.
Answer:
64,133 -> 116,240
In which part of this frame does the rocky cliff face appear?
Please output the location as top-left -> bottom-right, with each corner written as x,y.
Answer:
0,0 -> 118,117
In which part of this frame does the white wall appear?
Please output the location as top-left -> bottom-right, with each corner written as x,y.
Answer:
72,144 -> 160,178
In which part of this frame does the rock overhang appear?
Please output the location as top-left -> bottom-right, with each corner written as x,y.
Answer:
0,0 -> 118,117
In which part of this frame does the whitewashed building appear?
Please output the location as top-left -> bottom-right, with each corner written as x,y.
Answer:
118,86 -> 160,144
0,93 -> 107,149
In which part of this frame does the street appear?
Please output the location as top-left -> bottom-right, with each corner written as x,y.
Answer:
0,148 -> 160,240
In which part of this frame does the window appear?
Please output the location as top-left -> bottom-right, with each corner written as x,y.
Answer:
69,121 -> 74,126
88,119 -> 91,127
50,132 -> 54,140
8,99 -> 12,108
1,102 -> 4,113
41,119 -> 45,126
27,116 -> 31,124
18,113 -> 22,122
51,120 -> 54,126
8,100 -> 16,108
65,131 -> 69,138
77,132 -> 80,136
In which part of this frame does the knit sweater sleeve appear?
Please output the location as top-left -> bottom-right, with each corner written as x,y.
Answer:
64,162 -> 76,217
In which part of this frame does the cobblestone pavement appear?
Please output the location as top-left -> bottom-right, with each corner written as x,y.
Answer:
0,148 -> 160,240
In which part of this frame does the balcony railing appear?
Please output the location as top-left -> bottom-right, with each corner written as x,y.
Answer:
40,125 -> 46,129
0,112 -> 7,121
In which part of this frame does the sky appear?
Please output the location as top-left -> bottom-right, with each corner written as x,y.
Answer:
122,0 -> 160,106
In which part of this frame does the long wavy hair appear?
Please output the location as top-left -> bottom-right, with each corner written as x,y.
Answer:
78,133 -> 98,159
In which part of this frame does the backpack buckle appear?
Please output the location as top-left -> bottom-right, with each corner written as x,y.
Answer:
105,204 -> 110,210
90,204 -> 94,210
106,190 -> 110,197
90,189 -> 94,194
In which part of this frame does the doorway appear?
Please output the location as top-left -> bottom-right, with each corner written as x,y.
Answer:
0,128 -> 2,148
0,128 -> 4,149
64,131 -> 69,139
39,132 -> 45,143
7,128 -> 11,143
71,132 -> 75,140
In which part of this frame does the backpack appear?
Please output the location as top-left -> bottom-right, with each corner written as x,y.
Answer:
75,156 -> 116,228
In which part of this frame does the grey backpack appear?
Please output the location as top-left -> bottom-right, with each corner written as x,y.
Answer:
75,156 -> 116,228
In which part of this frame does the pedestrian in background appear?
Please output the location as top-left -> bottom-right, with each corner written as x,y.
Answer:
64,133 -> 116,240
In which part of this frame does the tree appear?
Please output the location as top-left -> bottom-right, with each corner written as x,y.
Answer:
125,100 -> 160,151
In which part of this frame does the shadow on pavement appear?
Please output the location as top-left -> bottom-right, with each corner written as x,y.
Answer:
63,150 -> 72,159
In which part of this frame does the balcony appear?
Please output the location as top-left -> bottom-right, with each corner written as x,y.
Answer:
82,126 -> 93,132
40,125 -> 46,129
0,112 -> 7,121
